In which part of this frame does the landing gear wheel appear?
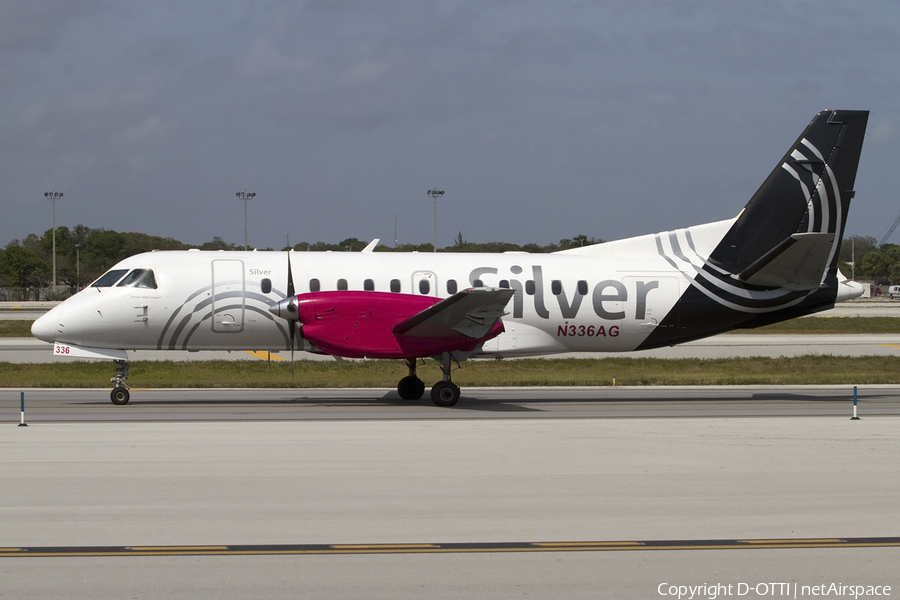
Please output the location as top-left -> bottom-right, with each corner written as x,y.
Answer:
398,376 -> 426,400
431,381 -> 460,407
110,387 -> 130,405
109,359 -> 131,405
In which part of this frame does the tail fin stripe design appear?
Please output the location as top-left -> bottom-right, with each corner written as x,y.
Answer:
655,231 -> 811,307
782,162 -> 817,233
790,136 -> 844,267
654,234 -> 680,271
684,274 -> 810,315
696,269 -> 813,307
668,232 -> 689,263
786,139 -> 834,236
684,229 -> 731,277
823,161 -> 842,267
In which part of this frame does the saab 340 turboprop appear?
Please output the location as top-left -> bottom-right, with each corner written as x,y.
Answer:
31,109 -> 869,407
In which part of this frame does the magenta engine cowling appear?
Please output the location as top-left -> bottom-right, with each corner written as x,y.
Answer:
269,291 -> 503,359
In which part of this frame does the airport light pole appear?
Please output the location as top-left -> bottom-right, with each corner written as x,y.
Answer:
75,243 -> 81,291
236,190 -> 256,251
427,189 -> 444,253
43,190 -> 63,291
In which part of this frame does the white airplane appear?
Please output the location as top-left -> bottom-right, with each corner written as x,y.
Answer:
31,109 -> 869,407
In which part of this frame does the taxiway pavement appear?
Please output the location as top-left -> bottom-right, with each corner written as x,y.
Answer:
2,415 -> 898,598
4,385 -> 900,421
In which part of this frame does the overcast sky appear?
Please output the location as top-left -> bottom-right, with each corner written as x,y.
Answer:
2,1 -> 898,250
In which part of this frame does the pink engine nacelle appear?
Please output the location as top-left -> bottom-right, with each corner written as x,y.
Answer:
284,291 -> 504,359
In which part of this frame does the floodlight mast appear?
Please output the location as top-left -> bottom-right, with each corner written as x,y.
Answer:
236,191 -> 256,251
75,243 -> 81,291
427,189 -> 444,253
43,190 -> 63,291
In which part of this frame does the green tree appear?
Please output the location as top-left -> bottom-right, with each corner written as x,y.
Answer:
199,236 -> 235,251
838,235 -> 878,279
338,238 -> 365,252
0,244 -> 49,287
860,244 -> 900,283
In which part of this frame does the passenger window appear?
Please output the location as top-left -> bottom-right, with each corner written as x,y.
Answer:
499,280 -> 510,289
577,280 -> 588,295
309,278 -> 320,292
364,279 -> 375,291
116,269 -> 158,289
91,269 -> 129,288
551,280 -> 562,296
419,279 -> 430,295
390,279 -> 401,293
525,280 -> 535,295
337,279 -> 348,291
261,278 -> 272,294
446,279 -> 457,295
473,279 -> 483,287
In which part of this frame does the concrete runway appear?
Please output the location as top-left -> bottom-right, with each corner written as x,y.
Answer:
4,385 -> 900,421
2,416 -> 899,598
3,300 -> 899,598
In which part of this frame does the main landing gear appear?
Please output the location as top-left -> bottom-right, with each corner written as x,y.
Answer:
431,352 -> 461,407
110,359 -> 131,405
396,354 -> 461,408
397,359 -> 426,400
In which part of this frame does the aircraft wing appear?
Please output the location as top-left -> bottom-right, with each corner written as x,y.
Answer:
392,287 -> 515,339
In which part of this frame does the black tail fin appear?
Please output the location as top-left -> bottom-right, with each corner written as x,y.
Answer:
709,109 -> 868,284
637,110 -> 869,351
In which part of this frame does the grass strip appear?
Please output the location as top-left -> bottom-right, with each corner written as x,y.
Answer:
2,356 -> 900,388
0,321 -> 34,337
728,316 -> 900,334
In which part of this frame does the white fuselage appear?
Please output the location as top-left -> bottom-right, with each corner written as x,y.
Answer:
31,215 -> 864,359
33,220 -> 733,357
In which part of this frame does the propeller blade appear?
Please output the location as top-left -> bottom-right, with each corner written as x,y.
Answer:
287,252 -> 296,385
290,321 -> 295,385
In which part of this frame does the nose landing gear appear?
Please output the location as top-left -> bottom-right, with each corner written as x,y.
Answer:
110,360 -> 130,405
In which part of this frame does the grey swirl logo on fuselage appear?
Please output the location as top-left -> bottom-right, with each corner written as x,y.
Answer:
156,282 -> 290,350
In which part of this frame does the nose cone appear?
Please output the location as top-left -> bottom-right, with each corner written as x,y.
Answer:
31,305 -> 62,342
269,297 -> 299,320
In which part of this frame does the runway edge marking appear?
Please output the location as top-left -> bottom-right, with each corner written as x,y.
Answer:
3,537 -> 900,557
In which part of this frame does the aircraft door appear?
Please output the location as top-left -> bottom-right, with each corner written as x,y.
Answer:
412,271 -> 438,297
211,259 -> 245,333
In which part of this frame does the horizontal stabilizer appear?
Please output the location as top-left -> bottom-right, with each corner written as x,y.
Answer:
393,287 -> 515,339
737,232 -> 835,290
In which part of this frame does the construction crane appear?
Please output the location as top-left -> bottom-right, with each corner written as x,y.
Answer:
880,211 -> 900,246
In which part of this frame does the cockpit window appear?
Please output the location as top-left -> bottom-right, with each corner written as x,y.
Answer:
91,269 -> 129,288
116,269 -> 158,289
